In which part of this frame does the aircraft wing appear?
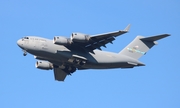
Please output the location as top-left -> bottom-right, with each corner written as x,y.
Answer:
53,68 -> 68,81
77,24 -> 130,51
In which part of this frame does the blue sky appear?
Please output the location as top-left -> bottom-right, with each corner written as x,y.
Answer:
0,0 -> 179,108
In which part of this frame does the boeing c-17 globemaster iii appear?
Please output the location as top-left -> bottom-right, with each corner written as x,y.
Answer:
17,24 -> 170,81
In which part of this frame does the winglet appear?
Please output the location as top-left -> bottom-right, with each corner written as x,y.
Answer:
124,24 -> 131,32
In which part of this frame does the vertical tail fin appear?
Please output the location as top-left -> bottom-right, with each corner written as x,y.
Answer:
119,34 -> 170,60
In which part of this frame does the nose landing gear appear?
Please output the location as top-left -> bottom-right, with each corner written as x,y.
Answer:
23,50 -> 27,56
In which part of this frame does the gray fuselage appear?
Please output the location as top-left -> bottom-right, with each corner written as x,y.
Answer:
17,36 -> 143,69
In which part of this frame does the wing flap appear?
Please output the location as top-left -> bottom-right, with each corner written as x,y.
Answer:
85,36 -> 115,51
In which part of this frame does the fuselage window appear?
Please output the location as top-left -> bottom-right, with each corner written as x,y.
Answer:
40,39 -> 46,42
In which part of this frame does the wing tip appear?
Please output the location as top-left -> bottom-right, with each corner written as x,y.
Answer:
124,24 -> 131,32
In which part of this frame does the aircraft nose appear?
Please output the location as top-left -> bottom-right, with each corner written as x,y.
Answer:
17,39 -> 23,48
17,39 -> 20,46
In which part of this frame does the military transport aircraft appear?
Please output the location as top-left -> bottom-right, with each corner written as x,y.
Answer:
17,24 -> 170,81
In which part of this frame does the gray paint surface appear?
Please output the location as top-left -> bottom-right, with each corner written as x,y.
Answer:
17,25 -> 170,81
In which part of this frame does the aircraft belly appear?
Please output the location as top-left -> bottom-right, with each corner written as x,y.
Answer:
83,61 -> 133,69
85,50 -> 139,69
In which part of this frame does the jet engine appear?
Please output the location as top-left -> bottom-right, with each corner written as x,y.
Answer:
53,36 -> 71,45
35,61 -> 53,70
71,33 -> 90,43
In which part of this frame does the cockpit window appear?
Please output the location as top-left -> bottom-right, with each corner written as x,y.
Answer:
24,37 -> 29,39
22,37 -> 29,41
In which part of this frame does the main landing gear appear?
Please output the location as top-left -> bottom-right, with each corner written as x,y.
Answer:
63,66 -> 76,75
73,59 -> 86,66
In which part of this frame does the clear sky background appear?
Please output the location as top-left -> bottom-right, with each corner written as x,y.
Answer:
0,0 -> 179,108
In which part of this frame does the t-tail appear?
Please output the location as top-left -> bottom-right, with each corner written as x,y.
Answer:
119,34 -> 170,60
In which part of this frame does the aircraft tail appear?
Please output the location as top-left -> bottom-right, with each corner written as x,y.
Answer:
119,34 -> 170,60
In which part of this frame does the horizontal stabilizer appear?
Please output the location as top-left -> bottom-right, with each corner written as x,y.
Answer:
140,34 -> 170,41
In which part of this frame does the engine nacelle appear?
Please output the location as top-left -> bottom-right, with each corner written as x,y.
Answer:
71,33 -> 90,43
53,36 -> 71,45
35,61 -> 53,70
